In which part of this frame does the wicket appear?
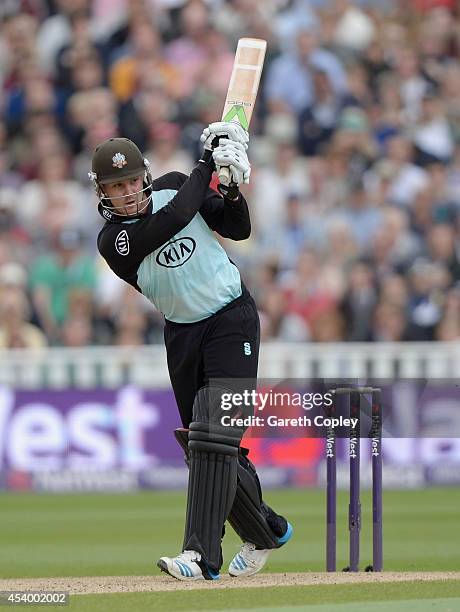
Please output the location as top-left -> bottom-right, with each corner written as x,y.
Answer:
326,386 -> 383,572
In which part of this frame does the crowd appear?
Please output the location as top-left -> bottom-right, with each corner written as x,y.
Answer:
1,0 -> 460,348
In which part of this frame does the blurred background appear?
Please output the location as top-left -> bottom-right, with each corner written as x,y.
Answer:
0,0 -> 460,493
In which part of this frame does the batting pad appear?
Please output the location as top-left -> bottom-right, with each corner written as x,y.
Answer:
228,447 -> 286,550
175,430 -> 283,552
183,420 -> 240,571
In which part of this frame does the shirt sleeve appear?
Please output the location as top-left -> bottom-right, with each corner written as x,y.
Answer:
199,189 -> 251,240
97,163 -> 214,286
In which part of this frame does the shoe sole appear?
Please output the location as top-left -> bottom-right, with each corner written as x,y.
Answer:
229,566 -> 262,578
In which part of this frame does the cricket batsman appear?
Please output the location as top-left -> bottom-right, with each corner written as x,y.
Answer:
90,125 -> 292,581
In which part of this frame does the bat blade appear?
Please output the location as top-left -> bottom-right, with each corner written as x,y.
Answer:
219,38 -> 267,186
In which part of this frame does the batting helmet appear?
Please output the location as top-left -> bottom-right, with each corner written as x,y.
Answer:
88,137 -> 153,218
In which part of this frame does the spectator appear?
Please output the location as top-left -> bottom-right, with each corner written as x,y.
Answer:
281,250 -> 337,332
259,285 -> 310,343
145,121 -> 193,178
113,303 -> 149,346
310,308 -> 346,342
66,86 -> 118,153
164,0 -> 213,100
55,8 -> 105,92
412,91 -> 455,164
326,219 -> 359,268
1,1 -> 460,347
2,13 -> 39,92
250,142 -> 310,237
371,73 -> 405,140
212,0 -> 274,47
333,1 -> 375,53
259,194 -> 311,272
406,259 -> 450,340
0,189 -> 31,264
435,287 -> 460,341
340,260 -> 377,341
372,301 -> 408,342
426,223 -> 460,281
109,21 -> 181,103
29,229 -> 96,343
264,27 -> 347,114
0,284 -> 48,349
394,47 -> 429,122
37,0 -> 101,75
441,64 -> 460,142
19,154 -> 87,236
379,274 -> 409,309
336,179 -> 383,250
298,68 -> 351,156
329,106 -> 377,186
372,134 -> 429,208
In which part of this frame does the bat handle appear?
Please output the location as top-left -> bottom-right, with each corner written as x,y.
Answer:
218,166 -> 231,186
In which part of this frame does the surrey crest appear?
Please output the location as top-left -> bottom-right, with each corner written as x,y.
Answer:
112,152 -> 127,169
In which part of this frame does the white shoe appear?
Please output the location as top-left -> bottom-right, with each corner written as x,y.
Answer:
157,550 -> 220,581
229,543 -> 270,577
229,522 -> 293,578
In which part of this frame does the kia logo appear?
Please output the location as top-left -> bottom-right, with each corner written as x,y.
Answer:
156,237 -> 196,268
115,230 -> 129,256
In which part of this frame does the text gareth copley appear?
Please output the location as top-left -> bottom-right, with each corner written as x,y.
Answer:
219,390 -> 358,429
221,415 -> 359,429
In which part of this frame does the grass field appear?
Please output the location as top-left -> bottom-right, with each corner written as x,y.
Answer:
1,487 -> 459,610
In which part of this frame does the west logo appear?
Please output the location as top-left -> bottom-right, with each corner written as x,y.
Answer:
156,237 -> 196,268
115,230 -> 129,256
326,437 -> 335,458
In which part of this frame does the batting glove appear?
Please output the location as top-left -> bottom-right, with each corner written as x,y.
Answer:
213,139 -> 251,185
200,121 -> 249,151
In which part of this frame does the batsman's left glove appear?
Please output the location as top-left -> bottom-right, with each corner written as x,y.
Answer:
213,139 -> 251,186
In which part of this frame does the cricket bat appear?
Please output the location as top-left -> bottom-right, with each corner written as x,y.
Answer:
218,37 -> 267,186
